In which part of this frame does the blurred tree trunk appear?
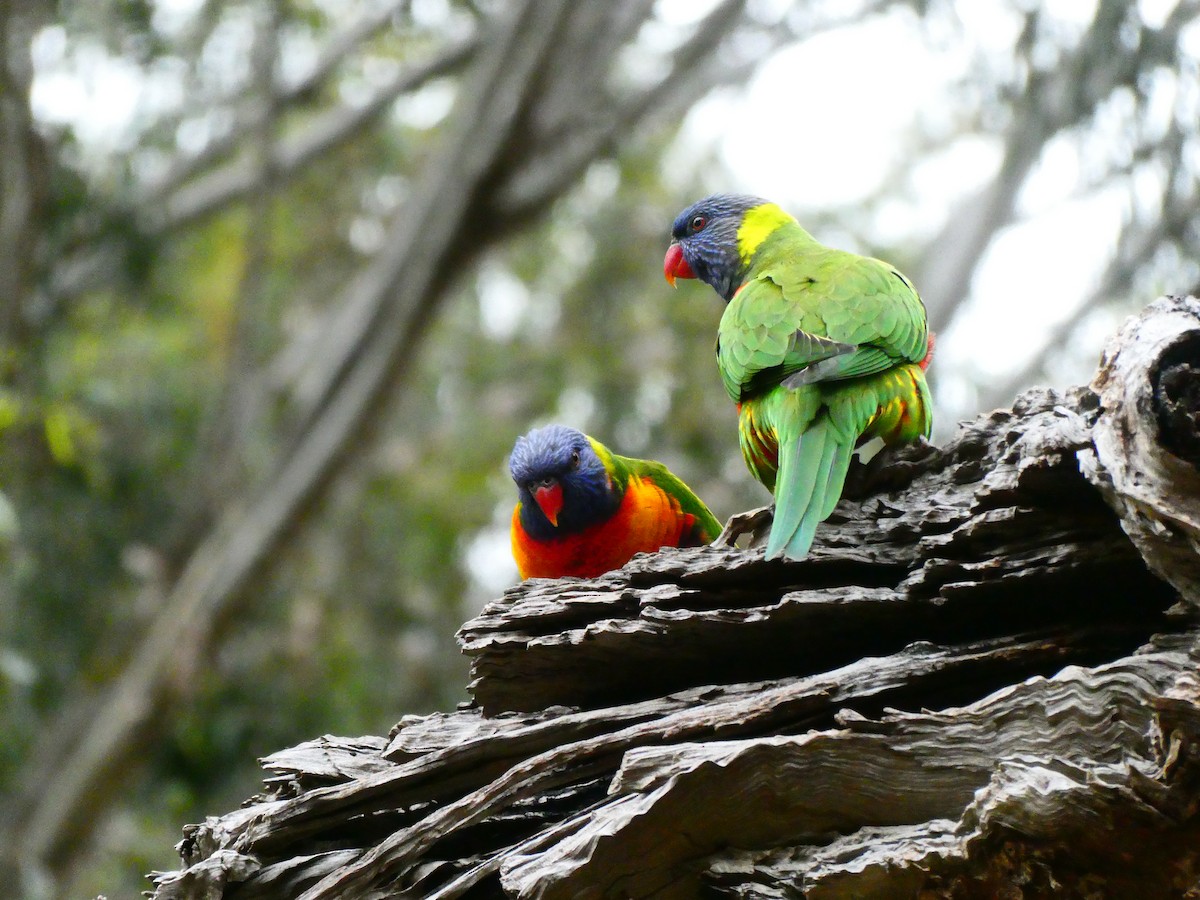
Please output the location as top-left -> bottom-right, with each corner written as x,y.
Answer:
0,0 -> 52,360
148,296 -> 1200,899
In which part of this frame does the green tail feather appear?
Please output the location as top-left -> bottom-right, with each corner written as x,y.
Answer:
766,414 -> 854,560
818,436 -> 854,521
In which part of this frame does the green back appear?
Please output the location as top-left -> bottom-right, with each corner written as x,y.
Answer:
717,219 -> 929,404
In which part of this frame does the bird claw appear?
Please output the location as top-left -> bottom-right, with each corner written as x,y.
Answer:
712,504 -> 774,549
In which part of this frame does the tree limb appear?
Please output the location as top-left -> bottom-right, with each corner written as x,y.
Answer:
148,296 -> 1200,898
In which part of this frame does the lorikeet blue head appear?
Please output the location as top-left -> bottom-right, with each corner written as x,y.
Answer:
664,193 -> 768,302
509,425 -> 620,540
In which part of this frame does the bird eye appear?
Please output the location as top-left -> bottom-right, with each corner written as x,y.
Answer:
690,215 -> 707,233
570,450 -> 581,467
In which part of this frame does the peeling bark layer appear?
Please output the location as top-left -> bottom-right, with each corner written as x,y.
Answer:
149,297 -> 1200,899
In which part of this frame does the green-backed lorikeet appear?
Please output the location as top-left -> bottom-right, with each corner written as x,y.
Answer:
509,425 -> 721,579
664,194 -> 933,560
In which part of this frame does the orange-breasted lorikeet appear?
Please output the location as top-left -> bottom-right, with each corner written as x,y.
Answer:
509,425 -> 721,579
664,194 -> 933,560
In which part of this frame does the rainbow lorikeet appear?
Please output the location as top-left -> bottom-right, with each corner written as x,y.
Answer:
509,425 -> 721,579
664,194 -> 933,560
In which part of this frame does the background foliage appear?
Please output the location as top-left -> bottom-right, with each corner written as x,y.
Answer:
0,0 -> 1197,896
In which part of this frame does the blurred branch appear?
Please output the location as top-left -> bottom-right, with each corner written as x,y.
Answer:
163,35 -> 476,229
0,0 -> 52,351
977,125 -> 1195,410
493,0 -> 752,220
143,0 -> 413,206
47,33 -> 479,301
918,0 -> 1193,335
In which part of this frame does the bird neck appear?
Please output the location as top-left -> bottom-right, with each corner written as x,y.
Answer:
740,217 -> 820,284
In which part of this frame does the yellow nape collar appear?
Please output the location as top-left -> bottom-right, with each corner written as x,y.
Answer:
736,202 -> 795,261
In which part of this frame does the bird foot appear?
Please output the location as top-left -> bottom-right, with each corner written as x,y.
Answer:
712,504 -> 774,550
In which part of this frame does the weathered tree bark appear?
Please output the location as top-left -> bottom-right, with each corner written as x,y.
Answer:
149,297 -> 1200,899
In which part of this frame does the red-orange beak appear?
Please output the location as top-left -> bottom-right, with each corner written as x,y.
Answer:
533,481 -> 563,527
663,242 -> 694,287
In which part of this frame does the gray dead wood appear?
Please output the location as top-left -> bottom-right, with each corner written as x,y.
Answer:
150,297 -> 1200,899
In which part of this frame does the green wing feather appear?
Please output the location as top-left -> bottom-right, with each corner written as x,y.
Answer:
718,228 -> 928,403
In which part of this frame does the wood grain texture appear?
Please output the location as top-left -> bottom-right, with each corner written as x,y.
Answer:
150,297 -> 1200,899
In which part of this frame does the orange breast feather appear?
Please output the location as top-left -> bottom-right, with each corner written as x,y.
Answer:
512,477 -> 688,579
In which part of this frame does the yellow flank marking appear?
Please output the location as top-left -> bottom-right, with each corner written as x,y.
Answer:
736,203 -> 795,261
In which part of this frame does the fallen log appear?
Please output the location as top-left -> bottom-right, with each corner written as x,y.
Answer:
150,296 -> 1200,899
